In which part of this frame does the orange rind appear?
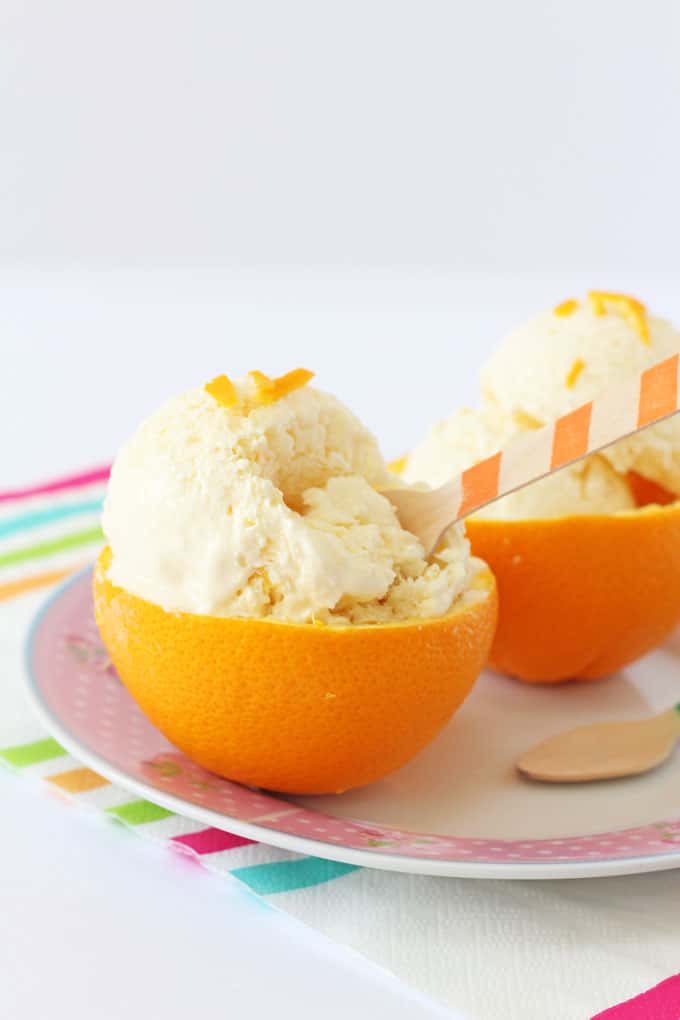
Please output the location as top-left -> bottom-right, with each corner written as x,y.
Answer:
466,499 -> 680,683
94,548 -> 498,794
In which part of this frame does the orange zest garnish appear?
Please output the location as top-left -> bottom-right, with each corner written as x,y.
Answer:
554,298 -> 579,317
388,454 -> 408,475
206,369 -> 314,412
205,374 -> 239,407
247,370 -> 274,394
565,357 -> 586,389
248,368 -> 315,406
513,410 -> 544,431
587,291 -> 650,345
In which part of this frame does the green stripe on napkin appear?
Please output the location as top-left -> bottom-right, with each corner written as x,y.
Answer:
0,525 -> 104,568
0,736 -> 66,767
106,800 -> 175,825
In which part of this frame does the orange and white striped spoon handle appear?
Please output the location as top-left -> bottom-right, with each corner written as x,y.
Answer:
456,352 -> 680,520
386,353 -> 680,552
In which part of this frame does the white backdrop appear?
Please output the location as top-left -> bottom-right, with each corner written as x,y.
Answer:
1,0 -> 679,270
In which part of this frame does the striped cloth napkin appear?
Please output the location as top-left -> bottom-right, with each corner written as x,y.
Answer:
2,467 -> 679,1020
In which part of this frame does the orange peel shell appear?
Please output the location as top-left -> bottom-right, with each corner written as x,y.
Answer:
94,548 -> 498,794
466,501 -> 680,683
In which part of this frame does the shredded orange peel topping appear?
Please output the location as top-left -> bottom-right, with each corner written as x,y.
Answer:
205,374 -> 239,407
588,291 -> 650,345
248,368 -> 315,405
565,357 -> 586,389
554,298 -> 579,317
553,292 -> 651,345
205,368 -> 315,411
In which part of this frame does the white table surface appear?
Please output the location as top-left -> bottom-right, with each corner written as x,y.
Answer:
1,768 -> 459,1020
3,267 -> 680,1020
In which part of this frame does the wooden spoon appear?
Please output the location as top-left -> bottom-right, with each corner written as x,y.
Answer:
384,353 -> 679,554
516,704 -> 680,782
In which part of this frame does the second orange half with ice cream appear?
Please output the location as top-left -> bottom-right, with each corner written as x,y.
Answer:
403,292 -> 680,683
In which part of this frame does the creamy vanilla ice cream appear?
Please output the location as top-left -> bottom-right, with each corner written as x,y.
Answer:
103,372 -> 478,625
481,295 -> 680,496
404,405 -> 517,491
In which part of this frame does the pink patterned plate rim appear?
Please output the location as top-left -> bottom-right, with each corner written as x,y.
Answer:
24,568 -> 680,880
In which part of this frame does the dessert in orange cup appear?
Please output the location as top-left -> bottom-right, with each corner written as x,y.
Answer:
94,370 -> 497,793
402,293 -> 680,684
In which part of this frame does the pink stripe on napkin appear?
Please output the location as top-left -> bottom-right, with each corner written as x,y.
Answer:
172,828 -> 256,855
0,465 -> 111,505
592,973 -> 680,1019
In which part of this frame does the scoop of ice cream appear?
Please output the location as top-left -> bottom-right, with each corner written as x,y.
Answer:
599,416 -> 680,496
480,295 -> 680,495
403,405 -> 635,520
404,404 -> 516,490
103,374 -> 477,625
480,457 -> 635,520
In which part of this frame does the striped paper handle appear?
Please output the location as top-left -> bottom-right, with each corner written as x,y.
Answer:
452,352 -> 680,520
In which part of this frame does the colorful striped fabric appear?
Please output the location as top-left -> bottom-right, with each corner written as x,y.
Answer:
0,467 -> 108,599
591,973 -> 680,1019
0,466 -> 359,898
0,465 -> 111,504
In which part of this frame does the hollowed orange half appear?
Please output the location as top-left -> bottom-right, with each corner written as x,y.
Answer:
94,548 -> 498,794
466,500 -> 680,683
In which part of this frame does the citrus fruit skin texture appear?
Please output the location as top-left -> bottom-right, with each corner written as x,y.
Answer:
94,549 -> 498,794
466,502 -> 680,683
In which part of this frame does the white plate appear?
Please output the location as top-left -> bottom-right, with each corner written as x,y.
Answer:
25,569 -> 680,879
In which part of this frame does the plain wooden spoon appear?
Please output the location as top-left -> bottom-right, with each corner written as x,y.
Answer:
384,353 -> 680,554
516,704 -> 680,783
